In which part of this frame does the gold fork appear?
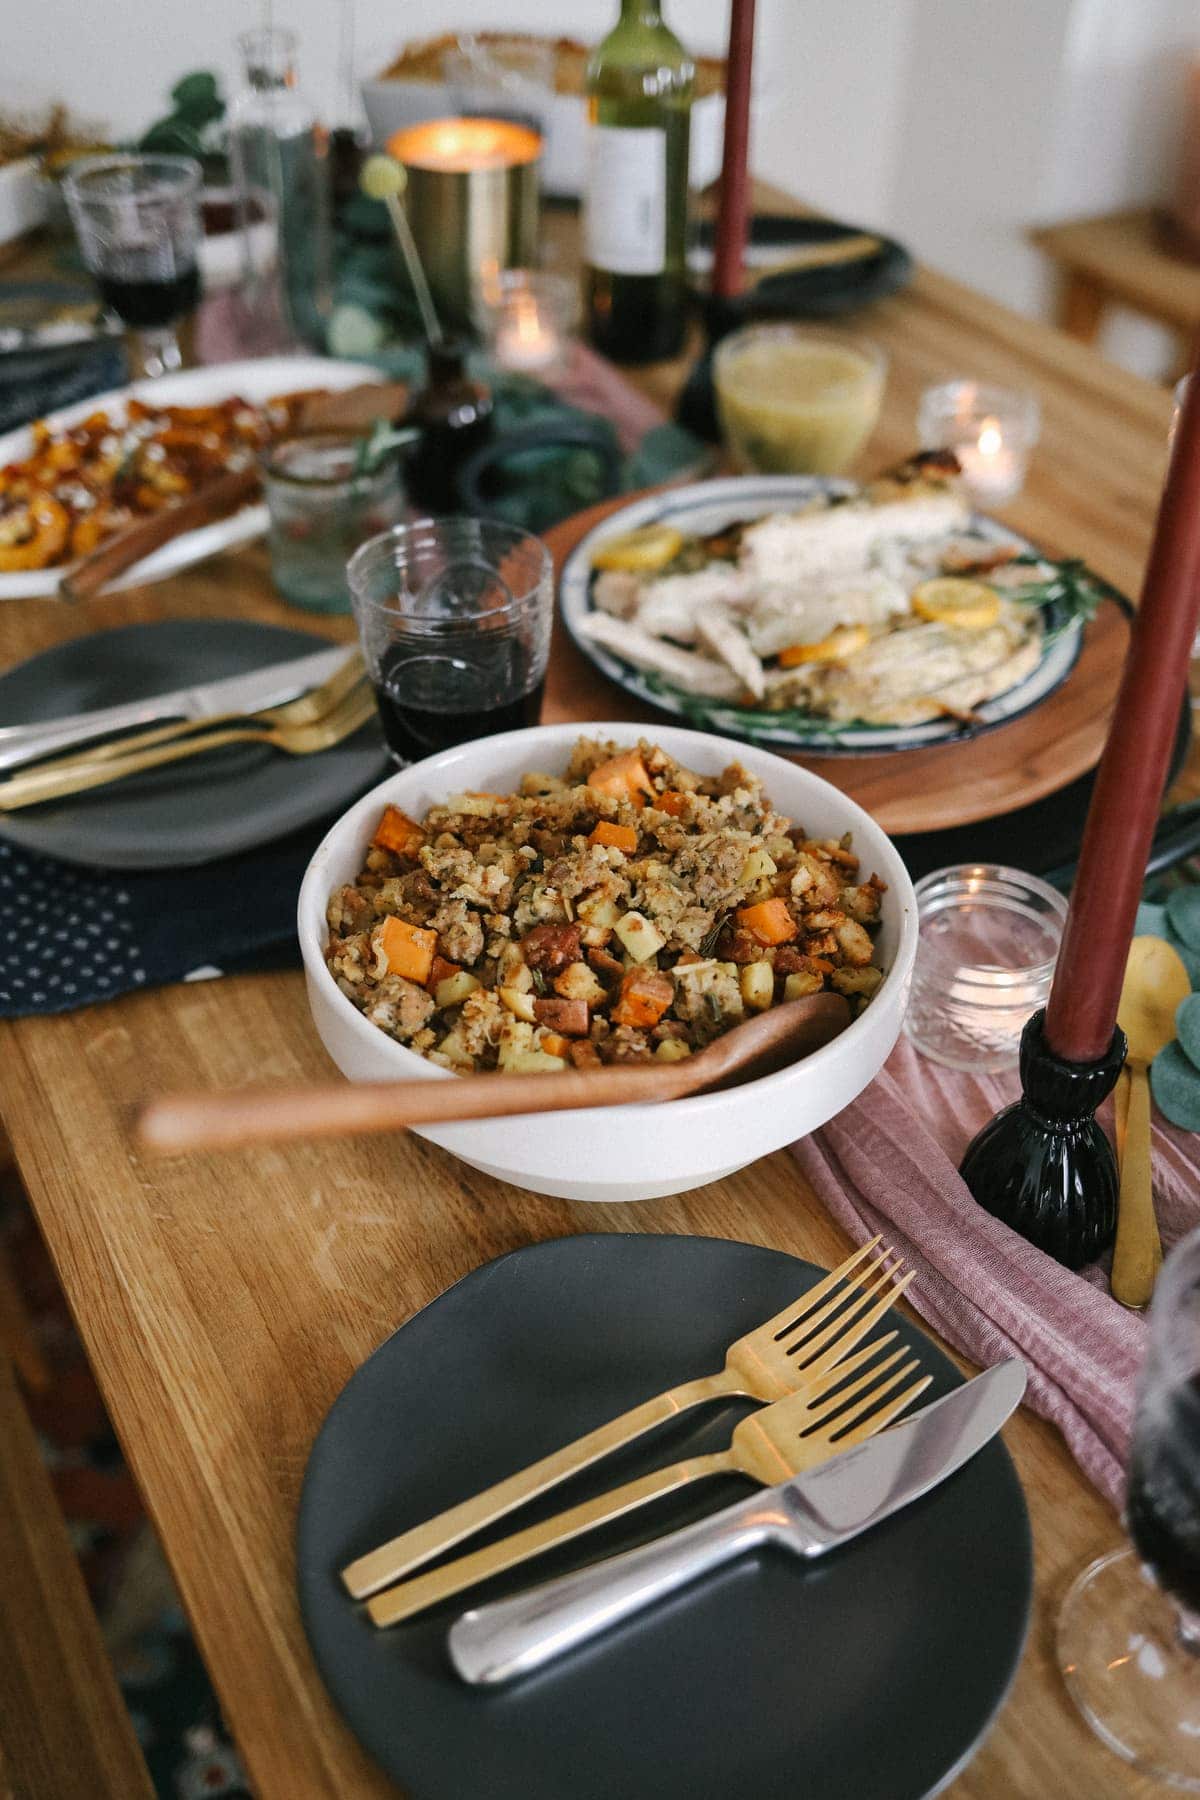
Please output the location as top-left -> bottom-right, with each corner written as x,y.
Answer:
342,1239 -> 913,1599
0,681 -> 376,812
14,647 -> 366,775
367,1334 -> 930,1627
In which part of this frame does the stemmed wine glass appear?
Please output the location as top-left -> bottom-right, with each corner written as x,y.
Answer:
63,153 -> 203,381
1059,1225 -> 1200,1786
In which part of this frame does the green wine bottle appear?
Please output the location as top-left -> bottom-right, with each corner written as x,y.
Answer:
584,0 -> 694,364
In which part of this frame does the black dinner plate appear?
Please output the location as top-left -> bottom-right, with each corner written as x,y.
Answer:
0,619 -> 388,870
298,1233 -> 1032,1800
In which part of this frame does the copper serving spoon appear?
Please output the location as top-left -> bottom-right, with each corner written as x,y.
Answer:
137,990 -> 852,1155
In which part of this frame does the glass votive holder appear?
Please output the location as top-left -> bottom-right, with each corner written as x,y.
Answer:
346,516 -> 553,765
261,436 -> 407,614
903,864 -> 1068,1072
474,267 -> 577,377
916,380 -> 1041,507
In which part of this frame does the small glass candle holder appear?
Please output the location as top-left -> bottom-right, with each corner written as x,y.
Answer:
475,267 -> 577,377
261,436 -> 407,614
916,380 -> 1041,507
903,864 -> 1068,1072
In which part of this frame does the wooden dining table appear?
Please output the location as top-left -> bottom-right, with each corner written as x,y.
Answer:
0,189 -> 1176,1798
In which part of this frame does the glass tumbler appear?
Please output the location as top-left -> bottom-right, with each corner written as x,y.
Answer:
63,153 -> 202,380
1059,1225 -> 1200,1787
262,437 -> 407,614
903,864 -> 1068,1072
346,517 -> 553,765
713,323 -> 887,475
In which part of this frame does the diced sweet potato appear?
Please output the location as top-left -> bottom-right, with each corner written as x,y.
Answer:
737,898 -> 798,946
539,1031 -> 573,1059
588,820 -> 639,853
372,805 -> 426,859
611,968 -> 674,1029
655,790 -> 689,817
587,750 -> 653,808
533,996 -> 590,1036
376,915 -> 437,983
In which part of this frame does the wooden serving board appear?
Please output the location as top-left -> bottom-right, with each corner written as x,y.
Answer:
542,493 -> 1129,837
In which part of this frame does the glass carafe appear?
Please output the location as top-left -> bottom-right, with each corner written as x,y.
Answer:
228,26 -> 332,349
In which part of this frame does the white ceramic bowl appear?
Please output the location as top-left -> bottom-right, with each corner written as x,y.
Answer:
298,723 -> 917,1203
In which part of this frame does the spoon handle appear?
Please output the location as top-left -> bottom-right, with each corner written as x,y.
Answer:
138,1061 -> 688,1153
1111,1064 -> 1162,1309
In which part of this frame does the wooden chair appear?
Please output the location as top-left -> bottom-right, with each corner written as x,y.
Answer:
0,1351 -> 153,1799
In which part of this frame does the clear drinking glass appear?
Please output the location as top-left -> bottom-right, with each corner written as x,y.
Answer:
261,437 -> 408,615
346,517 -> 552,765
713,323 -> 887,475
227,26 -> 333,349
903,865 -> 1068,1071
63,153 -> 202,380
443,35 -> 557,138
1059,1225 -> 1200,1787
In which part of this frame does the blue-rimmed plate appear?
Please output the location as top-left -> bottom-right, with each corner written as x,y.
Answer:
558,475 -> 1091,757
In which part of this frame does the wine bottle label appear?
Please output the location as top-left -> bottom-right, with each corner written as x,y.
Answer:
585,125 -> 667,276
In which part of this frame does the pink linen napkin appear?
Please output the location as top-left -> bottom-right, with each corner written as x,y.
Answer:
792,1037 -> 1200,1508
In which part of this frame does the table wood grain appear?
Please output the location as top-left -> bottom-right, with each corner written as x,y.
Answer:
0,194 -> 1170,1797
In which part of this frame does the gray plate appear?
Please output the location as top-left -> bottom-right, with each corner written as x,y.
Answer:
0,619 -> 388,870
299,1233 -> 1032,1800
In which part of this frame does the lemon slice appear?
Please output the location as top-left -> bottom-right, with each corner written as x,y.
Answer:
777,623 -> 871,667
592,523 -> 684,573
912,577 -> 1001,629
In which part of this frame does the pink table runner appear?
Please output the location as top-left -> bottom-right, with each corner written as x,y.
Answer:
793,1038 -> 1200,1508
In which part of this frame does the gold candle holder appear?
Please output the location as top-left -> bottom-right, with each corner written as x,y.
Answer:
385,118 -> 542,328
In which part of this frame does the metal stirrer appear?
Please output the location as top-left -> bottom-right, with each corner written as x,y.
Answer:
360,154 -> 443,346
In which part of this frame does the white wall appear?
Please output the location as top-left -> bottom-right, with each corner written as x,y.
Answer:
6,0 -> 1199,376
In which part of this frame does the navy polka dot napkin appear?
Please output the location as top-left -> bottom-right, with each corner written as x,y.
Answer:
0,821 -> 329,1017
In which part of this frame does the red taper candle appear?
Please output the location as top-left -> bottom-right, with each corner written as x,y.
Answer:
1044,369 -> 1200,1062
712,0 -> 756,300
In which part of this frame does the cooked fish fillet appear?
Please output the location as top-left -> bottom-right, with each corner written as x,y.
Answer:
593,569 -> 643,619
764,604 -> 1042,724
577,611 -> 745,699
635,564 -> 755,644
695,604 -> 766,700
747,573 -> 908,657
740,490 -> 970,588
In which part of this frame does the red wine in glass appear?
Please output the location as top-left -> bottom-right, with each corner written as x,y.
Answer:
372,642 -> 543,763
96,263 -> 201,331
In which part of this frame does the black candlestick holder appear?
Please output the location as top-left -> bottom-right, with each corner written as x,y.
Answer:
959,1008 -> 1126,1269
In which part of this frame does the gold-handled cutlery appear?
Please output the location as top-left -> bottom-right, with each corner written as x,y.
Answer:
341,1240 -> 912,1600
367,1331 -> 930,1628
26,646 -> 366,773
1111,935 -> 1190,1308
0,679 -> 376,811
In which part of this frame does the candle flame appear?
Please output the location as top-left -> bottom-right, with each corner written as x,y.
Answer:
978,419 -> 1003,457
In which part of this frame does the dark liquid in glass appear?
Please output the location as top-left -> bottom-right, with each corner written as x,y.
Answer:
372,642 -> 543,763
96,263 -> 200,329
1127,1373 -> 1200,1613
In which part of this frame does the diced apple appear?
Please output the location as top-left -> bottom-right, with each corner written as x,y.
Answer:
507,1048 -> 569,1073
577,895 -> 620,928
435,970 -> 481,1009
655,1038 -> 693,1062
739,848 -> 778,888
497,1019 -> 536,1068
499,985 -> 538,1022
739,961 -> 775,1012
435,1028 -> 474,1068
784,970 -> 823,1000
613,910 -> 666,963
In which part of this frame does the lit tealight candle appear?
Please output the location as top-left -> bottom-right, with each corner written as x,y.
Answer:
917,381 -> 1041,510
494,291 -> 561,373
